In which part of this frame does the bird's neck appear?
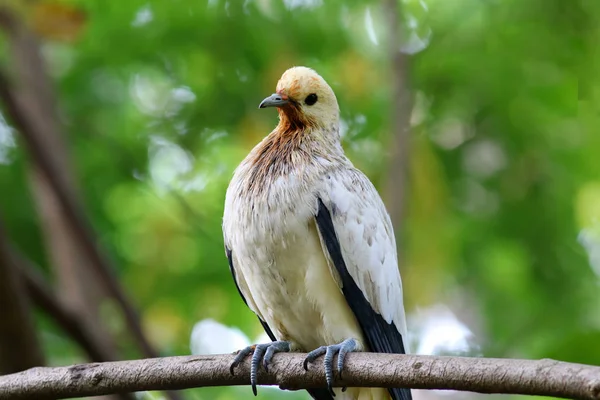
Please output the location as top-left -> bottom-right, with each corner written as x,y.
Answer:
267,119 -> 342,159
277,106 -> 311,132
276,106 -> 340,139
242,123 -> 344,193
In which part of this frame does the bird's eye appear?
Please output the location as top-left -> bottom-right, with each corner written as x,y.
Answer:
304,93 -> 318,106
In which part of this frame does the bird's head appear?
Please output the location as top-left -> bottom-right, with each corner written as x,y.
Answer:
259,66 -> 339,131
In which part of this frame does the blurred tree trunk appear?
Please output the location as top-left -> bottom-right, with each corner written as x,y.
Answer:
0,221 -> 45,374
30,170 -> 121,359
0,9 -> 135,400
1,4 -> 120,362
384,0 -> 413,255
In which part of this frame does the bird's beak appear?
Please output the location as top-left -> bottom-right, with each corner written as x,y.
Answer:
259,93 -> 289,109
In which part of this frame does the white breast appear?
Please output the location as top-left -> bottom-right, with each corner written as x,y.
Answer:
223,166 -> 363,351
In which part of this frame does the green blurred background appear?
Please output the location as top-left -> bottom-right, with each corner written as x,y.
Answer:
0,0 -> 597,399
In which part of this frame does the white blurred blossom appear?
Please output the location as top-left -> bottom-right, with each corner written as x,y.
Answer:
190,319 -> 250,355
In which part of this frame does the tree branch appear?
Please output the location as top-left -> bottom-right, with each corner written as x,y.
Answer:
0,353 -> 599,400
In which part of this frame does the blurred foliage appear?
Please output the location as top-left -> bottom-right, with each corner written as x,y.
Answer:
0,0 -> 598,399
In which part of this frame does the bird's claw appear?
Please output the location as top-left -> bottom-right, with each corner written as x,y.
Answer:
230,345 -> 256,375
303,338 -> 357,397
230,341 -> 290,396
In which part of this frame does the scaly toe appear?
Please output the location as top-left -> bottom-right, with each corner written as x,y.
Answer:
230,345 -> 256,375
304,345 -> 328,370
303,338 -> 358,395
231,341 -> 291,396
324,345 -> 339,395
336,338 -> 357,379
263,341 -> 290,372
250,344 -> 269,395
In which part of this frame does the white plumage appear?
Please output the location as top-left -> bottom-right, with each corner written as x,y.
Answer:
319,168 -> 408,343
223,66 -> 410,400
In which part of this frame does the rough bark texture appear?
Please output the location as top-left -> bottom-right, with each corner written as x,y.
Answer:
0,353 -> 599,400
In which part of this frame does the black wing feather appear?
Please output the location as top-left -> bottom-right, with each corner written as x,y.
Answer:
226,246 -> 334,400
226,247 -> 249,307
315,199 -> 412,400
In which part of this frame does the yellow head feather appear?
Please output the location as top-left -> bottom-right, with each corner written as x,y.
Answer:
274,66 -> 340,130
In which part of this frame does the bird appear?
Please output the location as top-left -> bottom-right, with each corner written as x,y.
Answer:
223,66 -> 411,400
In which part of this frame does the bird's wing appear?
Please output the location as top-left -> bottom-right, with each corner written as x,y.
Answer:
316,168 -> 411,400
225,246 -> 282,342
225,246 -> 334,400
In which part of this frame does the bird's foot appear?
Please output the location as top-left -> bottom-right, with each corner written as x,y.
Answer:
230,341 -> 291,395
303,338 -> 357,397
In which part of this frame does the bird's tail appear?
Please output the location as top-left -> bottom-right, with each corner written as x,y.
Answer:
389,387 -> 412,400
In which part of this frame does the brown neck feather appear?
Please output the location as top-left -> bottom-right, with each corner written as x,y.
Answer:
245,105 -> 314,195
277,101 -> 312,132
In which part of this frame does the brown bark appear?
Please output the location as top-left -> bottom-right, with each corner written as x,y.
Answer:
1,353 -> 599,400
0,222 -> 45,374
